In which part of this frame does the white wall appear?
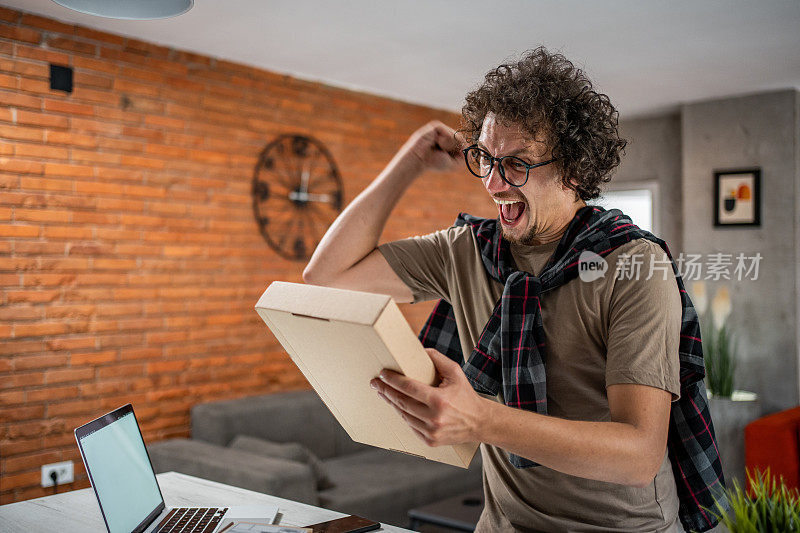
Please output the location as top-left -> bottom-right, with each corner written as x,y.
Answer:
680,89 -> 799,413
615,114 -> 683,250
618,89 -> 800,413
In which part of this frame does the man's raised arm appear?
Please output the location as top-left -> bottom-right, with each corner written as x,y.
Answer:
302,121 -> 461,302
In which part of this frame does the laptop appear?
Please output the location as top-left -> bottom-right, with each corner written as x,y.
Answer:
74,404 -> 279,533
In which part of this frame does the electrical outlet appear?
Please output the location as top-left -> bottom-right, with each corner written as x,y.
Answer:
41,460 -> 73,487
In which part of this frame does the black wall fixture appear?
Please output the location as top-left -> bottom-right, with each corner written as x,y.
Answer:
49,64 -> 73,93
252,135 -> 344,261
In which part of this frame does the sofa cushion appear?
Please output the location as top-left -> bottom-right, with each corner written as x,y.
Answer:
318,448 -> 482,526
147,438 -> 318,505
229,434 -> 334,490
191,390 -> 369,459
745,406 -> 800,491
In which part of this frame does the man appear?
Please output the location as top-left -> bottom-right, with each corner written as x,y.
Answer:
304,47 -> 721,532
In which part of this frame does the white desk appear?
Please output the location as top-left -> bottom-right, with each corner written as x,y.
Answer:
0,471 -> 413,532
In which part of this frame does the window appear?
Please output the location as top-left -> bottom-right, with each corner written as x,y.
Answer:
591,181 -> 658,234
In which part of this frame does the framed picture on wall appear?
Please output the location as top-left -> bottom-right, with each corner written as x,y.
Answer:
714,168 -> 761,227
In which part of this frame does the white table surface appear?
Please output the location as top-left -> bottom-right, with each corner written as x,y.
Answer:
0,471 -> 413,532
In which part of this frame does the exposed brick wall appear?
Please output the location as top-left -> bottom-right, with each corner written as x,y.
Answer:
0,7 -> 496,503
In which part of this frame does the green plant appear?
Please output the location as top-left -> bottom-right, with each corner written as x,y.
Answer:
705,321 -> 736,398
693,282 -> 737,398
708,468 -> 800,532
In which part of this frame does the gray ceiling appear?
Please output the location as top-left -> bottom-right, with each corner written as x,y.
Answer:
3,0 -> 800,118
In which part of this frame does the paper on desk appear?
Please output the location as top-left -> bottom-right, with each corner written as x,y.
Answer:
221,521 -> 311,533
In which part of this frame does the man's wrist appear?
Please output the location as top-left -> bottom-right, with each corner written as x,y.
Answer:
383,148 -> 425,184
473,396 -> 501,444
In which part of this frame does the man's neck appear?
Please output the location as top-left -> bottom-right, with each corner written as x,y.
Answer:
521,201 -> 587,246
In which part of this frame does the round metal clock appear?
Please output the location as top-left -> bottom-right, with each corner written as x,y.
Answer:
252,135 -> 344,261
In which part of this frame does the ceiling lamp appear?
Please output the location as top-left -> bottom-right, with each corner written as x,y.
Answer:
51,0 -> 193,20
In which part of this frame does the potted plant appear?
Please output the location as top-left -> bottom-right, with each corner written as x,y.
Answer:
708,468 -> 800,532
691,281 -> 760,488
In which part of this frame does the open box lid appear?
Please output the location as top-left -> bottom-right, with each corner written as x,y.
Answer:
255,281 -> 478,468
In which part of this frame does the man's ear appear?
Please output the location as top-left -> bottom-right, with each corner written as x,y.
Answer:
561,177 -> 583,203
559,174 -> 579,192
567,174 -> 580,189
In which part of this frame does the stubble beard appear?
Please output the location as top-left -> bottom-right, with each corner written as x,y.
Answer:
500,217 -> 542,246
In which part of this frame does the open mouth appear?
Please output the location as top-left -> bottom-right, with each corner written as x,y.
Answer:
495,198 -> 526,227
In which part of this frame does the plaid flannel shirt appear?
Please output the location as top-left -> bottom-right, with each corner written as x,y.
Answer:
418,205 -> 728,532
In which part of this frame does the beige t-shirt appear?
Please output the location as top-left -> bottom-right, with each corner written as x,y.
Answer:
378,224 -> 683,533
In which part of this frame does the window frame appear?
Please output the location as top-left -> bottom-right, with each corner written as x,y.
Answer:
594,179 -> 660,236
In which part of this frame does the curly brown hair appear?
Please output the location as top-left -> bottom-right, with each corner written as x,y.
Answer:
461,46 -> 627,201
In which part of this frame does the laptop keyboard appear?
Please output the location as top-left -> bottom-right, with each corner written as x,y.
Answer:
155,507 -> 228,533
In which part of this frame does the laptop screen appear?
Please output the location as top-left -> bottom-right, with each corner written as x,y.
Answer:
75,405 -> 164,533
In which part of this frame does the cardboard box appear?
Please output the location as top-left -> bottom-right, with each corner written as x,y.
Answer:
255,281 -> 478,468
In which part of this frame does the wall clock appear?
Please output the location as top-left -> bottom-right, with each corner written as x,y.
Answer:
252,135 -> 344,261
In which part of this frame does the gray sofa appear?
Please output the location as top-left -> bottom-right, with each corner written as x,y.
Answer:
147,390 -> 482,527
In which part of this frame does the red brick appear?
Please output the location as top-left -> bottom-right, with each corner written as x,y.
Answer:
0,25 -> 40,44
45,336 -> 95,351
0,58 -> 46,77
3,449 -> 63,472
0,72 -> 16,90
14,321 -> 69,338
16,110 -> 69,129
0,89 -> 41,109
26,385 -> 80,403
47,398 -> 101,417
19,14 -> 72,33
44,163 -> 94,178
0,371 -> 44,389
17,76 -> 51,95
43,98 -> 94,116
71,55 -> 118,76
0,7 -> 19,23
0,124 -> 44,142
0,305 -> 42,320
14,143 -> 69,160
44,302 -> 94,317
113,78 -> 160,97
0,10 -> 472,506
74,26 -> 125,46
19,177 -> 72,192
124,38 -> 170,59
42,225 -> 92,239
97,136 -> 143,152
0,158 -> 45,175
0,404 -> 45,423
45,130 -> 98,148
15,44 -> 67,64
0,470 -> 40,490
119,347 -> 161,361
1,440 -> 45,465
70,86 -> 117,106
96,363 -> 143,379
70,117 -> 121,136
47,37 -> 96,56
72,181 -> 118,196
45,367 -> 93,384
5,290 -> 60,304
0,390 -> 26,405
75,71 -> 112,89
21,272 -> 76,287
0,224 -> 39,238
13,352 -> 68,371
146,330 -> 188,344
14,208 -> 71,223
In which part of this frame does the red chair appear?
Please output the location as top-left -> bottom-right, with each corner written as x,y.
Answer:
744,406 -> 800,492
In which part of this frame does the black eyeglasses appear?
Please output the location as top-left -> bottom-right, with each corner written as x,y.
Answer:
462,144 -> 557,187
